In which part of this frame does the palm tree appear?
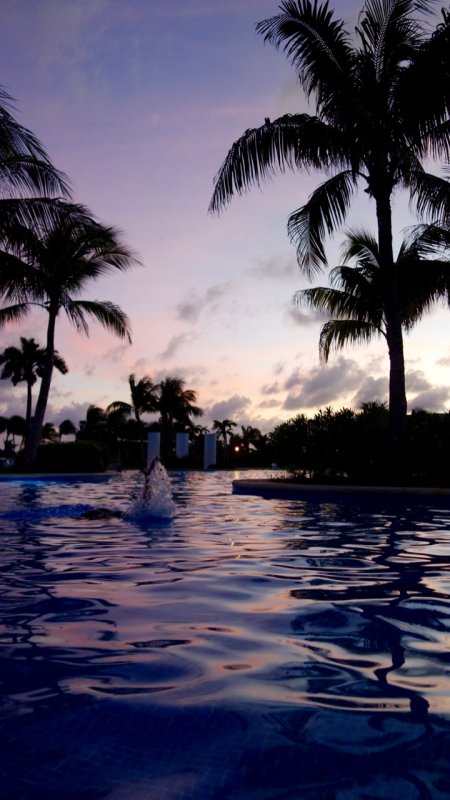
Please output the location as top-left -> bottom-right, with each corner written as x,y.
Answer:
128,374 -> 159,424
128,373 -> 159,465
0,337 -> 68,433
296,226 -> 450,365
58,419 -> 77,441
212,418 -> 237,464
41,422 -> 58,444
79,404 -> 107,440
158,377 -> 203,459
240,425 -> 264,456
0,202 -> 137,468
5,414 -> 26,451
210,0 -> 450,449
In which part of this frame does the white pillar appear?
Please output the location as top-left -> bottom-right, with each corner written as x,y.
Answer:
204,432 -> 217,470
147,432 -> 160,465
176,432 -> 189,458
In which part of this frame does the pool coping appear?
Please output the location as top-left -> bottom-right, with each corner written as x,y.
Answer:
232,479 -> 450,500
0,471 -> 116,481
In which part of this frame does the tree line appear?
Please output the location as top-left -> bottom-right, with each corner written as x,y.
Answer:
2,342 -> 449,483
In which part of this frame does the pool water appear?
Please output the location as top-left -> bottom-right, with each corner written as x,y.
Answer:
1,469 -> 450,799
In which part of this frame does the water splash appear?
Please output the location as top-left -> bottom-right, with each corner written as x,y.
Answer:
127,459 -> 176,520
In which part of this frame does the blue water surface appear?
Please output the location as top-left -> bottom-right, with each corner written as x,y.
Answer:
1,469 -> 450,799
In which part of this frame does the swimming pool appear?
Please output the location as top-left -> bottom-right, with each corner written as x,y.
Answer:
1,469 -> 450,799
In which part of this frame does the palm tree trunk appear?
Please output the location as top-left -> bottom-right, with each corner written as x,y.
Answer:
25,380 -> 33,435
23,311 -> 56,469
376,191 -> 407,471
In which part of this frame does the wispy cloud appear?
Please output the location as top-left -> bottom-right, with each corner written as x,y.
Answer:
176,282 -> 232,324
159,332 -> 194,360
283,358 -> 367,410
206,394 -> 251,424
410,386 -> 450,411
261,382 -> 281,395
103,343 -> 130,362
284,302 -> 328,327
248,255 -> 297,280
258,398 -> 280,409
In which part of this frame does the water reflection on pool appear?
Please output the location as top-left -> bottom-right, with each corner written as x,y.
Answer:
1,470 -> 450,799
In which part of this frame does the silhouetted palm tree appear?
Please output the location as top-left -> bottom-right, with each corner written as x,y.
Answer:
41,422 -> 58,444
0,202 -> 137,468
296,226 -> 450,363
58,419 -> 77,441
158,377 -> 203,459
5,414 -> 26,451
210,0 -> 450,448
212,418 -> 237,464
0,337 -> 67,433
240,425 -> 264,456
79,405 -> 107,440
128,373 -> 159,464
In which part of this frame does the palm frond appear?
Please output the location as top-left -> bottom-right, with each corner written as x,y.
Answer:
0,302 -> 30,327
209,113 -> 348,213
397,8 -> 450,153
65,299 -> 132,343
0,155 -> 70,199
0,85 -> 70,197
357,0 -> 433,82
409,171 -> 450,222
257,1 -> 354,116
340,227 -> 380,265
288,170 -> 357,276
107,400 -> 132,415
319,318 -> 382,362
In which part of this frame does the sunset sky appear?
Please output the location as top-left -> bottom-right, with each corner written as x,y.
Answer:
0,0 -> 449,433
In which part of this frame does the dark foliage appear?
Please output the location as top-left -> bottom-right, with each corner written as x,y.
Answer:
269,406 -> 450,486
15,440 -> 109,473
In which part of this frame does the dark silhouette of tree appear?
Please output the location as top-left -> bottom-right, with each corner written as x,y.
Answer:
296,225 -> 450,363
79,405 -> 107,440
128,373 -> 159,465
41,422 -> 58,444
0,202 -> 137,468
0,337 -> 67,434
212,418 -> 237,464
240,424 -> 264,456
58,419 -> 77,441
5,414 -> 26,451
210,0 -> 450,457
158,377 -> 203,460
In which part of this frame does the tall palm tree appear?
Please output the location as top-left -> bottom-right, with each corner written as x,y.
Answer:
128,374 -> 159,425
240,425 -> 264,456
212,418 -> 237,464
158,377 -> 203,459
0,337 -> 67,433
210,0 -> 450,447
128,373 -> 159,465
296,226 -> 450,364
0,202 -> 137,468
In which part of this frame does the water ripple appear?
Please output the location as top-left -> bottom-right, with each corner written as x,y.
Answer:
1,470 -> 450,798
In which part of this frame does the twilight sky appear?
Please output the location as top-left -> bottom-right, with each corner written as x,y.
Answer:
0,0 -> 449,432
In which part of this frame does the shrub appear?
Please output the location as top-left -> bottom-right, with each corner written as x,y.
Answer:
16,440 -> 109,473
